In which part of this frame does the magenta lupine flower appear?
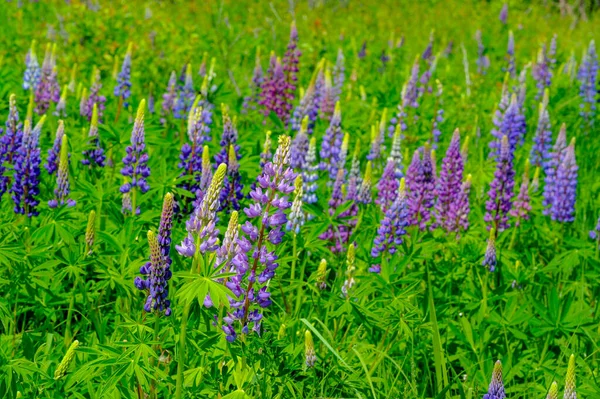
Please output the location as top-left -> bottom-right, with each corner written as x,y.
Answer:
577,40 -> 598,128
44,120 -> 65,175
549,140 -> 577,222
242,51 -> 264,113
319,102 -> 343,179
434,129 -> 464,232
222,136 -> 296,341
476,30 -> 490,75
302,137 -> 319,205
34,44 -> 60,115
23,42 -> 41,91
259,54 -> 291,124
543,123 -> 568,214
484,136 -> 515,232
48,134 -> 75,208
376,159 -> 399,212
499,3 -> 508,24
114,43 -> 133,107
0,95 -> 22,198
81,104 -> 106,168
490,94 -> 526,158
483,360 -> 505,398
510,161 -> 532,226
82,68 -> 106,122
530,97 -> 552,172
505,31 -> 516,78
406,147 -> 436,230
533,44 -> 552,100
371,178 -> 408,273
291,116 -> 310,169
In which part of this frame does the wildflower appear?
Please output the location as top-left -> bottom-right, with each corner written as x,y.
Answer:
389,124 -> 404,178
476,30 -> 490,75
81,104 -> 106,168
48,134 -> 76,208
286,176 -> 305,233
357,161 -> 373,204
305,330 -> 316,367
546,382 -> 558,399
135,230 -> 172,316
44,120 -> 65,175
549,140 -> 577,222
505,31 -> 516,78
341,243 -> 356,297
564,354 -> 576,399
219,144 -> 244,212
291,116 -> 310,169
301,137 -> 319,205
434,129 -> 464,231
499,3 -> 508,24
54,340 -> 79,380
242,50 -> 263,112
483,360 -> 505,399
406,146 -> 436,230
577,40 -> 598,128
490,94 -> 526,157
533,45 -> 552,100
161,71 -> 178,119
0,95 -> 22,198
510,160 -> 532,226
484,136 -> 515,232
376,159 -> 399,212
319,102 -> 343,179
82,67 -> 107,122
316,259 -> 327,290
482,228 -> 497,272
530,93 -> 552,172
34,43 -> 60,115
114,43 -> 133,107
259,54 -> 291,124
23,41 -> 41,91
85,210 -> 96,255
54,84 -> 68,117
174,64 -> 195,119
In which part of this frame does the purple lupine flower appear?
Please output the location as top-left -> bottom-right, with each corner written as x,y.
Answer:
81,104 -> 106,168
286,176 -> 305,233
192,146 -> 213,210
490,94 -> 526,157
388,56 -> 419,136
483,360 -> 505,398
577,40 -> 598,128
462,44 -> 472,98
431,80 -> 444,146
434,129 -> 464,232
533,45 -> 552,100
134,193 -> 174,316
543,123 -> 568,214
349,144 -> 362,187
418,56 -> 436,98
259,54 -> 292,124
291,82 -> 319,133
549,34 -> 558,70
484,136 -> 515,232
448,174 -> 471,234
219,145 -> 244,212
291,116 -> 310,169
510,161 -> 532,226
215,107 -> 240,166
389,125 -> 404,178
320,67 -> 336,119
319,102 -> 343,179
320,168 -> 349,253
357,161 -> 373,204
333,48 -> 345,103
48,134 -> 75,208
120,100 -> 150,213
34,44 -> 60,115
53,85 -> 68,117
178,99 -> 205,204
161,71 -> 178,120
549,140 -> 577,223
499,3 -> 508,24
505,31 -> 516,78
517,66 -> 528,110
371,177 -> 408,272
358,41 -> 367,59
589,216 -> 600,249
476,30 -> 490,75
82,68 -> 106,122
0,95 -> 22,198
44,120 -> 65,175
174,64 -> 195,119
530,96 -> 552,172
376,159 -> 399,212
422,31 -> 434,64
114,43 -> 133,107
222,136 -> 296,341
367,110 -> 387,161
406,147 -> 436,230
301,137 -> 318,205
282,21 -> 301,115
11,117 -> 46,217
242,51 -> 264,113
23,41 -> 41,91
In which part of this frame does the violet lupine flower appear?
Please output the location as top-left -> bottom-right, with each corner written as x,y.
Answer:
349,144 -> 362,186
422,31 -> 434,64
259,54 -> 292,124
81,104 -> 106,168
0,95 -> 22,198
34,44 -> 60,115
11,117 -> 46,217
533,45 -> 552,100
367,110 -> 387,161
82,68 -> 107,122
320,66 -> 337,119
371,178 -> 408,273
134,193 -> 174,316
577,40 -> 598,127
484,135 -> 515,232
215,106 -> 240,166
490,94 -> 526,158
505,31 -> 516,78
54,85 -> 68,117
319,102 -> 343,179
550,140 -> 577,223
44,120 -> 65,175
543,123 -> 568,214
48,134 -> 75,208
434,129 -> 464,232
23,41 -> 41,91
376,159 -> 399,212
120,100 -> 150,212
222,136 -> 296,341
530,96 -> 552,172
282,21 -> 301,112
161,71 -> 178,120
219,145 -> 244,212
476,30 -> 490,75
286,176 -> 305,233
389,124 -> 404,178
483,360 -> 505,399
406,147 -> 436,230
174,64 -> 195,119
333,48 -> 345,102
114,43 -> 133,107
301,137 -> 318,205
388,56 -> 419,136
357,161 -> 373,204
291,116 -> 310,169
418,56 -> 436,98
290,82 -> 318,133
590,216 -> 600,249
192,146 -> 213,210
482,229 -> 498,272
499,3 -> 508,24
448,174 -> 471,234
510,161 -> 532,226
176,163 -> 227,258
242,51 -> 264,112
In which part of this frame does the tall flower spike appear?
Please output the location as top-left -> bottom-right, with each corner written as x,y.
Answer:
484,135 -> 515,232
82,67 -> 107,122
406,146 -> 436,230
219,144 -> 244,212
577,40 -> 598,128
546,382 -> 558,399
490,94 -> 526,157
316,259 -> 328,290
45,120 -> 65,175
543,123 -> 568,214
178,98 -> 206,208
54,340 -> 79,380
54,84 -> 68,117
505,31 -> 516,78
23,41 -> 41,91
476,30 -> 490,75
34,43 -> 60,115
286,175 -> 305,233
114,42 -> 133,107
341,243 -> 356,297
304,330 -> 316,367
376,159 -> 399,212
282,21 -> 301,117
482,228 -> 497,272
550,140 -> 577,223
533,44 -> 552,100
435,129 -> 464,232
81,103 -> 106,168
174,64 -> 195,119
85,210 -> 96,256
564,354 -> 576,399
389,124 -> 404,178
161,71 -> 178,119
134,231 -> 172,316
320,102 -> 343,179
357,161 -> 373,204
259,54 -> 292,124
242,49 -> 263,112
0,94 -> 22,197
530,92 -> 552,172
333,49 -> 345,103
120,100 -> 150,213
483,360 -> 505,399
290,115 -> 310,169
368,109 -> 387,161
302,137 -> 319,205
49,134 -> 76,208
510,160 -> 531,226
192,145 -> 213,209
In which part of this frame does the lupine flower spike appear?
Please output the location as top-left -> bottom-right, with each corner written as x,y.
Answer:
286,176 -> 305,233
301,137 -> 319,205
114,42 -> 133,107
341,243 -> 356,297
506,31 -> 516,78
482,228 -> 497,272
577,40 -> 598,129
435,129 -> 464,232
590,216 -> 600,250
546,382 -> 558,399
49,134 -> 76,208
564,354 -> 576,399
550,139 -> 577,223
45,120 -> 65,175
320,101 -> 343,179
82,67 -> 107,122
531,90 -> 552,172
483,360 -> 505,399
0,94 -> 22,198
81,103 -> 106,168
23,40 -> 41,91
305,330 -> 316,367
291,115 -> 310,169
485,136 -> 515,232
510,159 -> 531,226
357,161 -> 373,204
316,259 -> 328,290
406,146 -> 436,230
54,340 -> 79,380
376,159 -> 399,212
85,210 -> 96,256
54,85 -> 68,117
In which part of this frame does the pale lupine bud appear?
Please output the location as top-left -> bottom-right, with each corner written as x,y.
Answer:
316,259 -> 327,290
482,228 -> 497,272
286,176 -> 305,234
49,134 -> 76,208
54,84 -> 68,117
341,243 -> 356,297
85,210 -> 96,256
357,161 -> 373,204
545,381 -> 558,399
305,330 -> 316,367
483,360 -> 505,399
564,354 -> 576,399
54,340 -> 80,380
301,137 -> 319,205
389,123 -> 404,178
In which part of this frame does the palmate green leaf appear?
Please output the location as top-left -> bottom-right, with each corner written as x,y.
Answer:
176,272 -> 233,310
222,389 -> 252,399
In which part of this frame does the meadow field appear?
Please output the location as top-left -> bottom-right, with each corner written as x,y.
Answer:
0,0 -> 599,397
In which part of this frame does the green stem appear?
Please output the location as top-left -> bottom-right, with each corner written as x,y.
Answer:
175,301 -> 190,399
150,313 -> 161,399
294,255 -> 307,314
131,188 -> 137,217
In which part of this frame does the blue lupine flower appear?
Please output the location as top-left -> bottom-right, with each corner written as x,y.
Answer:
114,43 -> 133,107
